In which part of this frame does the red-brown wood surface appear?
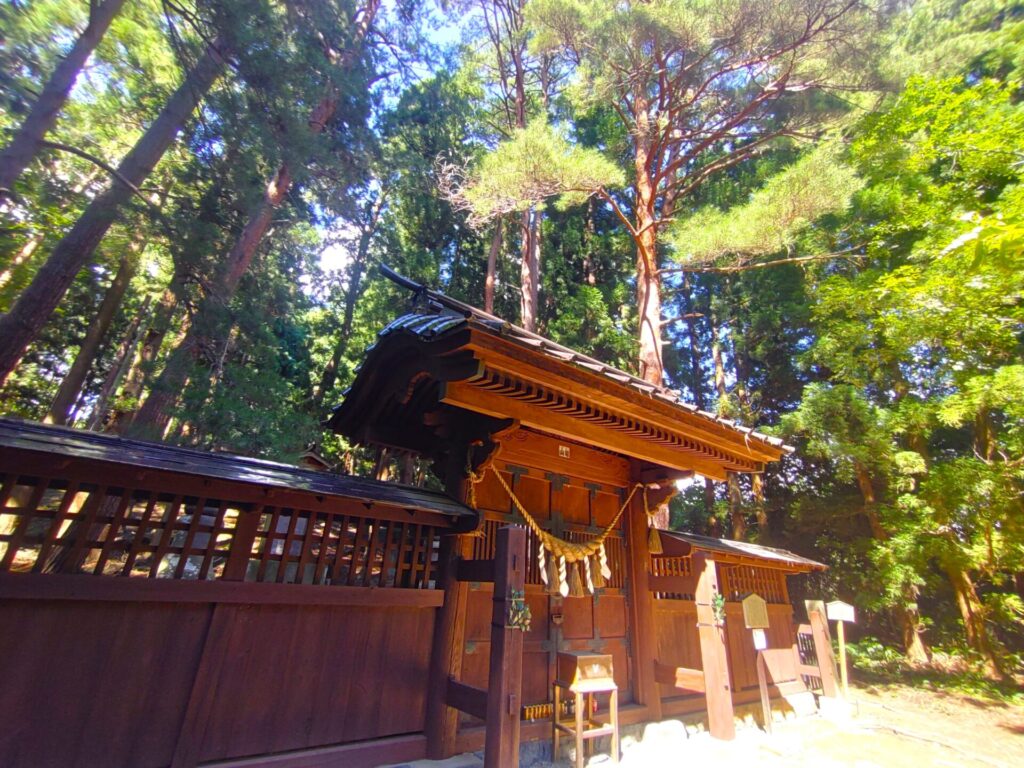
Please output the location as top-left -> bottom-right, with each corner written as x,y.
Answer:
459,432 -> 634,738
0,591 -> 438,768
0,444 -> 450,768
484,526 -> 525,767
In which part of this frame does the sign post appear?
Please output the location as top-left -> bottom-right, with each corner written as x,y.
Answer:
826,600 -> 856,700
741,593 -> 772,733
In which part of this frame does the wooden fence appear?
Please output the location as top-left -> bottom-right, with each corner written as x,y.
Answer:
0,425 -> 471,768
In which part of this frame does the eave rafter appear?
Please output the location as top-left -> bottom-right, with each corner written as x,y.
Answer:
447,367 -> 760,480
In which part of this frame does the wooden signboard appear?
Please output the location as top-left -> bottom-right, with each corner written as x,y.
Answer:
826,600 -> 856,698
741,593 -> 769,629
804,599 -> 826,620
827,600 -> 855,623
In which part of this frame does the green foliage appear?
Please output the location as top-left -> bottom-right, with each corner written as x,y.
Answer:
455,119 -> 623,224
669,143 -> 861,267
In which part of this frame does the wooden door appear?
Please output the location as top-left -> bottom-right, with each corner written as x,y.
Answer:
460,435 -> 633,724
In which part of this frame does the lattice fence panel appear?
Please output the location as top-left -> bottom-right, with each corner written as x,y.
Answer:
719,564 -> 788,603
0,474 -> 439,588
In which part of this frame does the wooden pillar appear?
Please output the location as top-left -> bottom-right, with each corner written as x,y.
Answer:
484,526 -> 525,767
425,469 -> 473,759
808,607 -> 839,698
624,467 -> 662,720
693,552 -> 735,740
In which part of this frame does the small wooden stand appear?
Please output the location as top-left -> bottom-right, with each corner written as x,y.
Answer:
552,652 -> 619,768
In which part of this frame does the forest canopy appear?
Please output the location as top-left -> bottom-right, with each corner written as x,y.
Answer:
1,0 -> 1022,678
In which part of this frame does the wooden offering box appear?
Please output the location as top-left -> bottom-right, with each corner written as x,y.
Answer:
553,651 -> 619,766
556,651 -> 615,692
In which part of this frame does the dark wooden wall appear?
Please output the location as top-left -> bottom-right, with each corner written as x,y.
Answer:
0,455 -> 448,768
0,593 -> 437,767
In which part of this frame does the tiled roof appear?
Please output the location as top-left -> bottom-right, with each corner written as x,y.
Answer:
659,529 -> 825,571
366,274 -> 792,457
0,418 -> 476,523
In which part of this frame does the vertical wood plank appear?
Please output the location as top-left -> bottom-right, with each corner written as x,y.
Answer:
329,515 -> 351,585
808,607 -> 839,698
170,603 -> 235,768
624,468 -> 661,720
694,553 -> 735,740
197,501 -> 229,581
276,508 -> 301,583
425,531 -> 471,759
255,506 -> 280,581
295,510 -> 319,584
222,506 -> 260,581
94,490 -> 133,575
174,497 -> 206,578
484,525 -> 525,768
346,517 -> 368,586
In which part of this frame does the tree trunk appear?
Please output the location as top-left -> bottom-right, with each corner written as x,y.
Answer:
854,461 -> 930,662
484,218 -> 502,314
0,0 -> 127,197
635,222 -> 662,386
582,198 -> 596,286
519,209 -> 537,331
87,294 -> 151,430
0,38 -> 228,384
313,197 -> 381,411
681,275 -> 715,521
45,234 -> 142,425
633,122 -> 663,386
109,266 -> 185,432
751,473 -> 768,534
943,561 -> 1005,679
127,0 -> 381,433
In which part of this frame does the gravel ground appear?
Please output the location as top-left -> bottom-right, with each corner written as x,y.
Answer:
385,683 -> 1024,768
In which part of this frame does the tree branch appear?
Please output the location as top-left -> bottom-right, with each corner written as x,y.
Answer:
661,250 -> 866,275
39,140 -> 164,211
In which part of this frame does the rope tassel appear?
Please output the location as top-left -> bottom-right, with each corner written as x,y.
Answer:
538,542 -> 548,587
569,561 -> 585,597
591,553 -> 606,589
648,526 -> 664,555
598,543 -> 612,581
582,555 -> 595,593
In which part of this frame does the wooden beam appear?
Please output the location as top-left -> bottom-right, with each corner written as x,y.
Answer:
425,453 -> 474,760
654,661 -> 706,693
693,553 -> 735,740
446,679 -> 488,721
441,381 -> 730,481
0,573 -> 445,608
465,333 -> 785,463
484,525 -> 526,768
455,558 -> 495,583
625,466 -> 662,720
648,574 -> 695,594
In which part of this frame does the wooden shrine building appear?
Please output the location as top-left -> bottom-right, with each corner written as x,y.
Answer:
0,271 -> 828,768
326,272 -> 827,758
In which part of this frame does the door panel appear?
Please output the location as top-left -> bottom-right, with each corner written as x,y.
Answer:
459,446 -> 634,723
